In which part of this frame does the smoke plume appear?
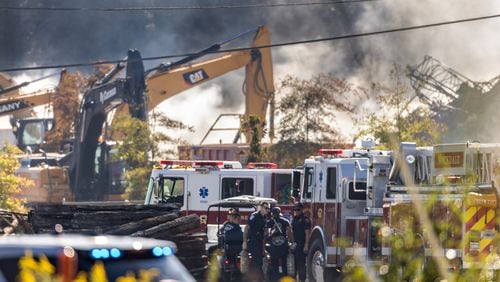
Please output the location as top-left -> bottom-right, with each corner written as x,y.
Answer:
2,0 -> 500,143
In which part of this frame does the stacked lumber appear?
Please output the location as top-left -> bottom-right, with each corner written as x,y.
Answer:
28,202 -> 181,234
28,203 -> 207,280
0,210 -> 32,235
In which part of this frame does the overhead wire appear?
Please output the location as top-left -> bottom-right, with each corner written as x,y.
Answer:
0,0 -> 379,12
1,12 -> 500,73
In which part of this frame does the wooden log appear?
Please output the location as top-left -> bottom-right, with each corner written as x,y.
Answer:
30,203 -> 180,213
132,214 -> 200,238
105,213 -> 180,235
28,203 -> 181,234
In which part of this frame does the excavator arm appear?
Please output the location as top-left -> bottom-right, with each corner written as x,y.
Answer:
0,89 -> 53,118
145,25 -> 275,140
69,50 -> 146,200
71,26 -> 275,201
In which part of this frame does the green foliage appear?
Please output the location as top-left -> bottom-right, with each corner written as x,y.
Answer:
110,114 -> 153,168
355,64 -> 447,149
123,167 -> 151,201
0,144 -> 28,212
241,115 -> 264,163
110,112 -> 193,200
268,140 -> 322,168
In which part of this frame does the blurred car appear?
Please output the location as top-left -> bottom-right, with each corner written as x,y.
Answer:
0,234 -> 195,282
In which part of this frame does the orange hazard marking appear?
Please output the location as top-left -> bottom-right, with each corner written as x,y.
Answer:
465,207 -> 495,231
464,206 -> 496,262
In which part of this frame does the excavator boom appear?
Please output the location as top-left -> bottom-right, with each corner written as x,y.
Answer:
145,25 -> 274,141
0,89 -> 53,117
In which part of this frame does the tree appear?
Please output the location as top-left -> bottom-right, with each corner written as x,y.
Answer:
240,115 -> 265,163
269,74 -> 361,167
109,111 -> 193,200
276,74 -> 358,143
355,65 -> 447,149
0,144 -> 30,212
45,70 -> 86,149
149,110 -> 194,160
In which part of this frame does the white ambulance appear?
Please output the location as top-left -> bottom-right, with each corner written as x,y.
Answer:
144,160 -> 298,230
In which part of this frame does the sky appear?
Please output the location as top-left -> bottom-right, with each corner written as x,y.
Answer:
2,0 -> 500,144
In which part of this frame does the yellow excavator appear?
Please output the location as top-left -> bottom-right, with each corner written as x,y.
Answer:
12,25 -> 275,202
0,70 -> 74,154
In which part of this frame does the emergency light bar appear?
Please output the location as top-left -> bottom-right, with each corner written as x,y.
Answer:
194,161 -> 224,167
319,149 -> 343,156
160,160 -> 194,166
247,162 -> 278,169
159,160 -> 236,168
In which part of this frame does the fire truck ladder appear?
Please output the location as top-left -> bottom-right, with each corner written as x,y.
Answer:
407,55 -> 500,112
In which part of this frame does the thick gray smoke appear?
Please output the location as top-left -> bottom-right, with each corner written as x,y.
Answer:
2,0 -> 500,143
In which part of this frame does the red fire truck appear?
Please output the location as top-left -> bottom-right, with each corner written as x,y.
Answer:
297,146 -> 392,281
381,142 -> 500,281
302,141 -> 500,281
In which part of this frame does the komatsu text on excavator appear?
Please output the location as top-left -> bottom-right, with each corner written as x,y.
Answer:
0,71 -> 71,153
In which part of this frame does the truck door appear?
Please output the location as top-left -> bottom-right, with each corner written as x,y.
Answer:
302,163 -> 326,232
344,216 -> 369,264
302,163 -> 316,220
322,165 -> 340,266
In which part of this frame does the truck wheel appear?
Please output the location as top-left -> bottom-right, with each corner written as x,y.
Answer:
307,239 -> 340,282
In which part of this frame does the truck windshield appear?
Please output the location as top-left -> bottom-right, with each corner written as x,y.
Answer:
341,162 -> 368,201
340,162 -> 368,179
159,177 -> 185,205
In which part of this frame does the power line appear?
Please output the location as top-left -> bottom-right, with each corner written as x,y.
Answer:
1,13 -> 499,73
0,0 -> 378,12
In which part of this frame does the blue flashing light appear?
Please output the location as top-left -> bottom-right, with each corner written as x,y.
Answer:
110,248 -> 121,258
152,246 -> 163,257
100,249 -> 110,259
91,249 -> 101,259
163,246 -> 172,256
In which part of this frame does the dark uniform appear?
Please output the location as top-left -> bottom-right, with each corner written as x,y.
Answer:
291,209 -> 311,282
247,210 -> 267,280
220,221 -> 243,258
267,208 -> 290,281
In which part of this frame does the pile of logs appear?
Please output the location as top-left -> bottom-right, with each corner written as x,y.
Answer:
28,202 -> 207,281
0,210 -> 32,235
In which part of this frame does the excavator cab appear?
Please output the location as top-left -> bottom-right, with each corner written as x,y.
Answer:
14,117 -> 54,153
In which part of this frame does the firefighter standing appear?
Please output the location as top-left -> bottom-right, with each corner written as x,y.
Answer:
290,202 -> 311,282
243,201 -> 270,281
219,208 -> 243,259
266,207 -> 292,281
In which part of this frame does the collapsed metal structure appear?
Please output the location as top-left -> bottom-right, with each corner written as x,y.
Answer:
407,55 -> 500,142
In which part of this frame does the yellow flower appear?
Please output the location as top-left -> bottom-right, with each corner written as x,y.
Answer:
89,261 -> 108,282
